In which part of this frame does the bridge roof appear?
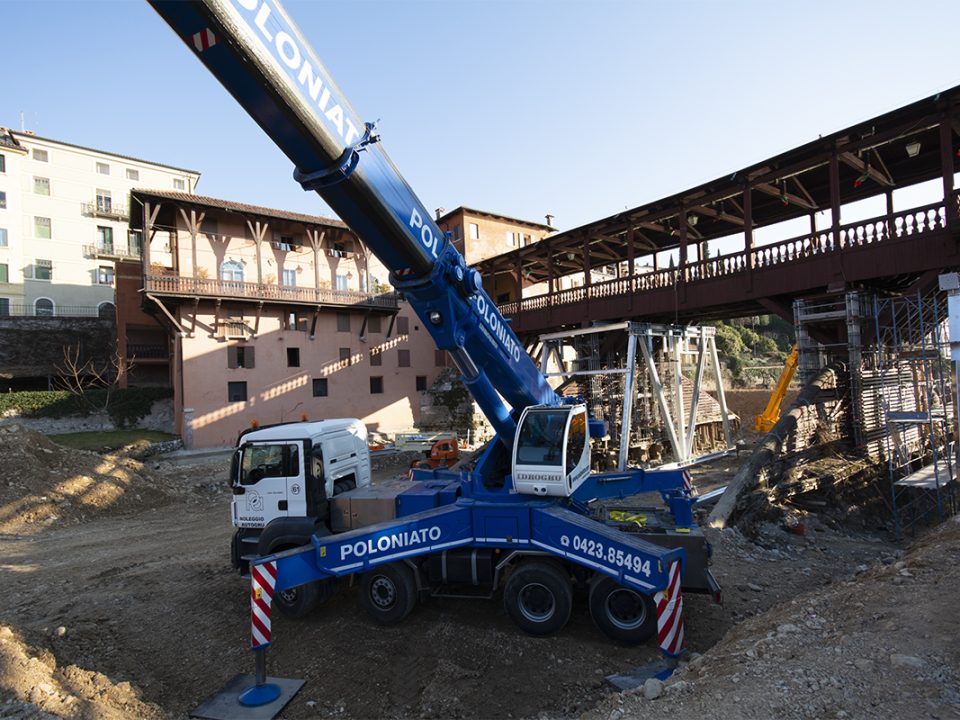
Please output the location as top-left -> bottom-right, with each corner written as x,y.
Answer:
476,83 -> 960,283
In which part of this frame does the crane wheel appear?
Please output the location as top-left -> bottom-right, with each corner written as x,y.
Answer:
503,560 -> 572,636
588,576 -> 656,645
359,562 -> 417,625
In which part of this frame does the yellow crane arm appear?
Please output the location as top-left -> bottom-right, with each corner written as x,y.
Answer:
754,345 -> 798,433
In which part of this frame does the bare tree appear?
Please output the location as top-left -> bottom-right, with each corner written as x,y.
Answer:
55,342 -> 134,414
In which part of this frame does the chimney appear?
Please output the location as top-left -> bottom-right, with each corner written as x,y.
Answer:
545,214 -> 554,228
435,207 -> 445,220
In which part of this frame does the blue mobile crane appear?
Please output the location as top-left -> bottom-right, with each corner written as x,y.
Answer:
148,0 -> 719,677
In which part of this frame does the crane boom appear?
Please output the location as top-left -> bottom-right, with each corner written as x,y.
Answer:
147,0 -> 558,447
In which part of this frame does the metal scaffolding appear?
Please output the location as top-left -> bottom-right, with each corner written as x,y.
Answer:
537,322 -> 735,469
869,289 -> 956,538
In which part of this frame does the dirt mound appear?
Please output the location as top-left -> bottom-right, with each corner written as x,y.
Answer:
0,424 -> 172,535
585,516 -> 960,720
0,624 -> 163,719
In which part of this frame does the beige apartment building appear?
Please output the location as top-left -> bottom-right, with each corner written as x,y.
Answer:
129,189 -> 446,448
0,129 -> 199,318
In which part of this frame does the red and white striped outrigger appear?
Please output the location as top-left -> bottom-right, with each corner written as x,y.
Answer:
654,560 -> 685,657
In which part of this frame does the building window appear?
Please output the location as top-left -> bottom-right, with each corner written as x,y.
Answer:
0,228 -> 6,247
34,298 -> 54,316
33,177 -> 49,196
31,260 -> 52,281
397,316 -> 409,335
368,315 -> 382,334
227,346 -> 255,368
221,260 -> 244,282
128,229 -> 142,255
97,266 -> 114,285
0,264 -> 7,283
0,298 -> 8,316
126,168 -> 139,181
0,191 -> 6,209
282,269 -> 296,286
98,302 -> 115,320
228,381 -> 247,403
435,349 -> 447,367
370,351 -> 381,367
312,378 -> 328,397
370,376 -> 383,394
287,347 -> 300,367
35,217 -> 51,239
469,223 -> 479,240
507,231 -> 516,247
173,178 -> 186,190
96,162 -> 110,175
273,234 -> 295,251
416,375 -> 427,391
339,347 -> 351,365
336,312 -> 350,332
97,226 -> 114,252
398,349 -> 411,367
32,149 -> 48,162
454,225 -> 462,240
286,312 -> 308,332
335,274 -> 349,291
96,189 -> 112,213
0,154 -> 4,173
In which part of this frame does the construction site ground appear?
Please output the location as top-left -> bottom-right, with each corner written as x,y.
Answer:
1,394 -> 957,720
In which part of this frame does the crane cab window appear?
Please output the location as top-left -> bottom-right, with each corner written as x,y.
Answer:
515,410 -> 566,466
565,412 -> 586,471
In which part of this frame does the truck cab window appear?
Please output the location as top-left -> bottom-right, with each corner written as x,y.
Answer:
240,444 -> 300,484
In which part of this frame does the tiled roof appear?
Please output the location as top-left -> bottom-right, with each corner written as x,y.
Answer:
132,188 -> 348,229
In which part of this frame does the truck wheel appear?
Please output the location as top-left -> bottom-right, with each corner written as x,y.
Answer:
588,576 -> 656,645
503,561 -> 572,636
275,581 -> 321,618
359,562 -> 417,625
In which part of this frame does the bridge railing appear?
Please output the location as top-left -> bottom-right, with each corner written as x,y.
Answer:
501,192 -> 957,315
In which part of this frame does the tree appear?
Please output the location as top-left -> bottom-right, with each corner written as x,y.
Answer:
55,341 -> 133,415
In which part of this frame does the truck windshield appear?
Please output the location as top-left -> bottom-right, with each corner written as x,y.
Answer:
240,444 -> 300,485
515,411 -> 566,466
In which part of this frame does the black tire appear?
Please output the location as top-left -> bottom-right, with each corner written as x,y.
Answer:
588,576 -> 657,645
503,561 -> 573,637
275,580 -> 322,618
358,562 -> 417,625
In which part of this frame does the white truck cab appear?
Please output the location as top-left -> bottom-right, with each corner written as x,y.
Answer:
231,419 -> 371,530
230,419 -> 372,615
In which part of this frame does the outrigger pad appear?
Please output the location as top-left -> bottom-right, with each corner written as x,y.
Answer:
190,674 -> 305,720
606,658 -> 678,691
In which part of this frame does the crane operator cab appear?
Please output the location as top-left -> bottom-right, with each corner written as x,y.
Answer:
512,404 -> 590,497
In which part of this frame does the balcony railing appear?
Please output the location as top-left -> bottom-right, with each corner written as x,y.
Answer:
81,201 -> 129,220
0,304 -> 113,319
127,343 -> 169,359
143,274 -> 398,310
500,192 -> 959,317
83,243 -> 142,260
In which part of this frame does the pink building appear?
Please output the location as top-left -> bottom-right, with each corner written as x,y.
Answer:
128,190 -> 446,448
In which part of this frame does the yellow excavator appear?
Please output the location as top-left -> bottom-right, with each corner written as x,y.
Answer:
754,345 -> 798,433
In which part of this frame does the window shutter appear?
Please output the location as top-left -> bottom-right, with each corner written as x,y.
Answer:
246,347 -> 255,368
227,347 -> 238,369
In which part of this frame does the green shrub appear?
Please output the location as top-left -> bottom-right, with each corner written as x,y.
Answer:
0,387 -> 172,427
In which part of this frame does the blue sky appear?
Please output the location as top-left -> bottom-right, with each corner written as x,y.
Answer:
5,0 -> 960,231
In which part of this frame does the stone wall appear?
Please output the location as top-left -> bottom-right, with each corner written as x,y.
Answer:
0,316 -> 116,382
0,398 -> 175,435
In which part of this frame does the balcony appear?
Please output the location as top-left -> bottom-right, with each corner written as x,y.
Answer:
83,243 -> 142,261
82,200 -> 129,221
126,343 -> 169,360
143,274 -> 399,311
